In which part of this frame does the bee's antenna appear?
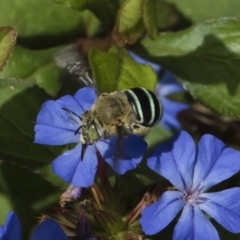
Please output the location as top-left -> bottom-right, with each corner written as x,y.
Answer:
74,126 -> 82,135
62,107 -> 82,120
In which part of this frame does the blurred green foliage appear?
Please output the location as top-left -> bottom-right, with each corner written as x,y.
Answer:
166,0 -> 240,22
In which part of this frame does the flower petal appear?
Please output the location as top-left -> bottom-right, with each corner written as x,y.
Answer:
156,71 -> 185,97
173,205 -> 219,240
155,71 -> 188,131
34,125 -> 79,145
140,191 -> 184,235
31,219 -> 67,240
199,188 -> 240,233
160,98 -> 188,131
1,211 -> 21,240
73,87 -> 97,111
56,95 -> 85,116
129,51 -> 161,72
35,100 -> 80,145
147,131 -> 196,191
71,145 -> 98,187
96,135 -> 147,174
192,134 -> 240,191
52,144 -> 81,183
52,144 -> 97,187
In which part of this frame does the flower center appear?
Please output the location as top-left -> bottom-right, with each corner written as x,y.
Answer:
182,190 -> 200,205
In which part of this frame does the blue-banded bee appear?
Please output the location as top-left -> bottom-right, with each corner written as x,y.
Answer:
55,45 -> 163,145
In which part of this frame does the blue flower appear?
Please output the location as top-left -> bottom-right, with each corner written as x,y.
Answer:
0,211 -> 21,240
0,211 -> 67,240
35,87 -> 147,187
129,52 -> 188,131
140,131 -> 240,239
155,71 -> 188,131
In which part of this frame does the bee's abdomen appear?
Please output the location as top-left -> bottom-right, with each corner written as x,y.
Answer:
124,87 -> 163,126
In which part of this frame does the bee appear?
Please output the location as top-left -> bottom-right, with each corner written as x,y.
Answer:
55,45 -> 163,145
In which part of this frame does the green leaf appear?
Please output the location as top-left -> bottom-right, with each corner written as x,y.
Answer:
166,0 -> 240,22
89,47 -> 120,93
113,0 -> 145,46
0,78 -> 62,167
117,52 -> 157,91
155,1 -> 191,31
89,47 -> 157,92
81,10 -> 102,37
53,0 -> 119,26
135,18 -> 240,118
112,20 -> 145,47
0,0 -> 99,48
0,27 -> 17,73
142,0 -> 158,39
0,193 -> 12,224
117,0 -> 142,33
1,45 -> 63,97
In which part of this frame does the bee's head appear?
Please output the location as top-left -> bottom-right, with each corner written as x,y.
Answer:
81,111 -> 104,145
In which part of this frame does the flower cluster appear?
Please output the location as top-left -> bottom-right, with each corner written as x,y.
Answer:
33,54 -> 240,239
140,131 -> 240,239
34,87 -> 147,187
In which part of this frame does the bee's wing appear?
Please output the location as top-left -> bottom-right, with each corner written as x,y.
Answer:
54,44 -> 96,87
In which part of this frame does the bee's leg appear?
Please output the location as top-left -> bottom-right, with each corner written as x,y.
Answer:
115,119 -> 130,136
130,123 -> 151,136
